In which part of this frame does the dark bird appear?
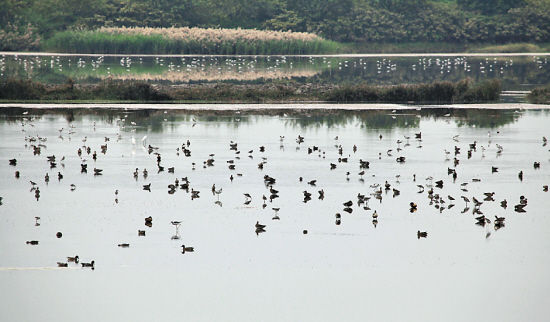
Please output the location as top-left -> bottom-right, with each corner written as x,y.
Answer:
417,231 -> 427,239
143,183 -> 151,191
492,166 -> 498,173
255,221 -> 266,230
181,245 -> 194,253
81,260 -> 95,268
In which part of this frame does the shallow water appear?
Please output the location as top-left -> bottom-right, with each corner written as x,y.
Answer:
1,106 -> 550,321
1,53 -> 549,95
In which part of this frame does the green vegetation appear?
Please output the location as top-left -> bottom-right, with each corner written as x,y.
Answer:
0,78 -> 501,103
43,28 -> 341,55
324,79 -> 501,103
1,0 -> 549,53
0,78 -> 170,101
527,86 -> 550,104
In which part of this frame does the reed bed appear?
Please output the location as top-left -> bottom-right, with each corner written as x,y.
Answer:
44,27 -> 341,55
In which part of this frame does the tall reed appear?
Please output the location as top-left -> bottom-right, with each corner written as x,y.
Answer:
43,27 -> 341,55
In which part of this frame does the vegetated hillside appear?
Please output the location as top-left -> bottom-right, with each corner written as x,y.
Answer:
1,0 -> 549,51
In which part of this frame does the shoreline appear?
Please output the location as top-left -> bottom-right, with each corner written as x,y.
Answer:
2,51 -> 550,58
1,103 -> 548,110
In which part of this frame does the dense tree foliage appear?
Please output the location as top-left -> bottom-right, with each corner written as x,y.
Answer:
1,0 -> 549,49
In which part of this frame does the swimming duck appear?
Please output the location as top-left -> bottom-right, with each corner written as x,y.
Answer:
67,255 -> 79,263
417,231 -> 427,239
57,262 -> 68,267
181,245 -> 195,253
255,221 -> 266,229
81,260 -> 95,268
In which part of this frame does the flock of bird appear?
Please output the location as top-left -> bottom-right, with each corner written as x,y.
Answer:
2,111 -> 549,270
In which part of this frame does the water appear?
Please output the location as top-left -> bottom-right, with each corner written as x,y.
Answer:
1,54 -> 549,95
1,106 -> 549,321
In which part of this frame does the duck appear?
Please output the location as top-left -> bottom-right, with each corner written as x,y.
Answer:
138,230 -> 146,236
67,255 -> 79,263
181,245 -> 195,253
417,231 -> 427,239
57,262 -> 68,267
81,260 -> 95,268
26,240 -> 39,245
118,243 -> 130,248
255,221 -> 266,229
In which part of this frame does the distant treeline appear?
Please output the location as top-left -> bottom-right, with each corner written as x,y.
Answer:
1,0 -> 549,51
0,78 -> 502,104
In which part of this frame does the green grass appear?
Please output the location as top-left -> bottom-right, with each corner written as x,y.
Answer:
43,30 -> 342,55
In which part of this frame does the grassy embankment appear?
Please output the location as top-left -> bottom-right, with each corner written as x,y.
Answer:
43,27 -> 342,55
348,42 -> 550,54
0,78 -> 501,104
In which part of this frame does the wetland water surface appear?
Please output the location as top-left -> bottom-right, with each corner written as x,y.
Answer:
2,53 -> 549,96
1,106 -> 550,321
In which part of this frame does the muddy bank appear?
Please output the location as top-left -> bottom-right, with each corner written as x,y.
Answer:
0,79 -> 502,104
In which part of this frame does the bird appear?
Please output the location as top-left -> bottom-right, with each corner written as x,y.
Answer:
67,255 -> 79,263
57,262 -> 68,267
181,245 -> 194,253
255,221 -> 266,229
81,260 -> 95,268
417,231 -> 428,239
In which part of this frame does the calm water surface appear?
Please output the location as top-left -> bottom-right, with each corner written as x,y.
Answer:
1,54 -> 549,94
0,106 -> 549,321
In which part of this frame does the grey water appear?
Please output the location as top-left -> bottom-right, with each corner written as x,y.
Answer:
1,54 -> 549,95
1,106 -> 550,321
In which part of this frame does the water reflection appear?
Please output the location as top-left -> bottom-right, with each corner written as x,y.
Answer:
0,106 -> 526,131
1,55 -> 549,93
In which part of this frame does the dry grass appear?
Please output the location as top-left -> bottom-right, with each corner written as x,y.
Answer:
98,27 -> 323,43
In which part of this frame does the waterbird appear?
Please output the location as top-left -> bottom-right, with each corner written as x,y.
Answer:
255,221 -> 266,230
417,231 -> 427,239
181,245 -> 194,253
81,261 -> 95,268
